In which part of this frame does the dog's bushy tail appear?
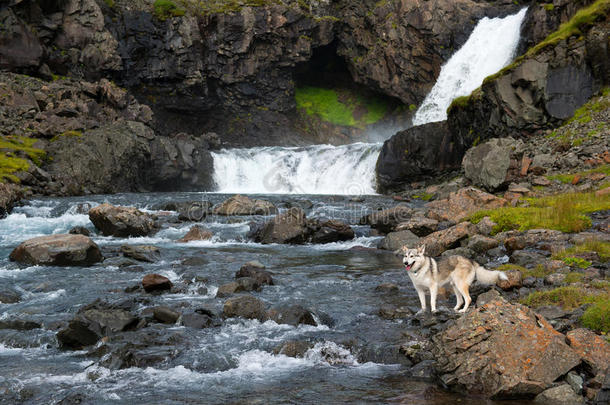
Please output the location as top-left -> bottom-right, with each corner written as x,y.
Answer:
475,266 -> 508,285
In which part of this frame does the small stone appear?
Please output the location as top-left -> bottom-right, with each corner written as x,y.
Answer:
375,283 -> 399,294
152,307 -> 180,324
566,371 -> 584,395
177,225 -> 213,242
534,384 -> 584,404
142,274 -> 172,293
544,273 -> 566,285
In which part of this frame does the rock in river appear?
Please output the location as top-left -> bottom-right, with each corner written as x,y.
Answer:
9,234 -> 103,266
89,203 -> 157,237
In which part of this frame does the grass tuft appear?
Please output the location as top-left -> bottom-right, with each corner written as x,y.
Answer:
520,286 -> 606,310
497,263 -> 551,278
581,300 -> 610,333
153,0 -> 186,20
469,191 -> 609,234
552,239 -> 610,263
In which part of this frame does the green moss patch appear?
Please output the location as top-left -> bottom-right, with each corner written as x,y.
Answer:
153,0 -> 186,20
51,130 -> 83,142
520,286 -> 601,310
0,135 -> 46,183
469,191 -> 609,234
175,0 -> 277,16
295,85 -> 391,128
497,263 -> 552,279
582,299 -> 610,333
553,239 -> 610,263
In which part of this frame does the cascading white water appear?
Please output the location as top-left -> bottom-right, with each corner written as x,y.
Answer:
211,8 -> 527,195
212,143 -> 381,194
412,8 -> 528,125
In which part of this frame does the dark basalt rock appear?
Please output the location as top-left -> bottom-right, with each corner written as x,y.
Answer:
376,122 -> 466,193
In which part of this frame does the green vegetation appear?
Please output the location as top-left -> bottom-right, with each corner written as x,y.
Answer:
51,130 -> 83,142
528,0 -> 610,56
469,191 -> 610,234
566,93 -> 610,125
295,85 -> 391,127
497,263 -> 552,279
0,135 -> 46,183
564,272 -> 585,284
520,286 -> 601,309
412,192 -> 434,201
103,0 -> 115,8
552,239 -> 610,262
409,104 -> 417,111
175,0 -> 277,16
153,0 -> 186,20
582,300 -> 610,333
543,3 -> 555,11
547,164 -> 610,185
562,257 -> 592,269
461,1 -> 610,111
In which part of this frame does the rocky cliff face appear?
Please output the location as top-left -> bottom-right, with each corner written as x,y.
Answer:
0,0 -> 527,196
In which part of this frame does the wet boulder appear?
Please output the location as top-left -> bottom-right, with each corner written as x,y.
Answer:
9,234 -> 103,266
177,225 -> 213,242
154,201 -> 212,221
142,274 -> 172,293
251,208 -> 312,244
57,320 -> 101,350
93,328 -> 185,370
360,204 -> 413,234
235,261 -> 274,286
0,183 -> 23,219
267,305 -> 317,327
223,295 -> 267,321
121,245 -> 160,263
566,328 -> 610,378
214,195 -> 277,216
152,307 -> 181,324
216,277 -> 261,298
89,203 -> 157,237
0,287 -> 22,304
432,292 -> 581,398
378,230 -> 420,251
69,226 -> 91,236
311,219 -> 355,244
395,217 -> 439,237
273,340 -> 314,357
181,308 -> 219,329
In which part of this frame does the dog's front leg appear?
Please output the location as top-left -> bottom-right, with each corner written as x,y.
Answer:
430,284 -> 439,313
415,286 -> 427,314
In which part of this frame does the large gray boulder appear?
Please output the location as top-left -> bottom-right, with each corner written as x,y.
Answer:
432,293 -> 581,398
378,230 -> 420,251
9,234 -> 103,266
89,204 -> 157,237
251,208 -> 311,244
376,121 -> 467,193
462,138 -> 514,191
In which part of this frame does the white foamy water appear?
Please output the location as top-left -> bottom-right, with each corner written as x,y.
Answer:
212,143 -> 381,195
412,8 -> 528,125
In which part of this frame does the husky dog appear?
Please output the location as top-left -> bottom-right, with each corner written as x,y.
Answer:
400,245 -> 507,313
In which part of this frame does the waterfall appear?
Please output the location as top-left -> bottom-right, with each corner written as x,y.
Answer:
211,8 -> 528,195
412,8 -> 528,125
212,143 -> 381,195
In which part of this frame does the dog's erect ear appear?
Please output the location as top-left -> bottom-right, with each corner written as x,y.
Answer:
417,244 -> 426,255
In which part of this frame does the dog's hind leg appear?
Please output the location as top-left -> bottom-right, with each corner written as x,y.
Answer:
451,283 -> 464,311
430,284 -> 439,313
456,281 -> 472,313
